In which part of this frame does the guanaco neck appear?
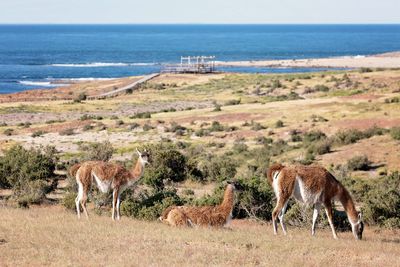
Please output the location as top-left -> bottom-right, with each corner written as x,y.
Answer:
130,157 -> 145,180
337,185 -> 359,224
219,185 -> 235,215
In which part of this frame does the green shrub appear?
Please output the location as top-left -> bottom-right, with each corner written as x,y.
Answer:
129,122 -> 140,130
235,176 -> 275,220
62,191 -> 78,211
142,123 -> 154,131
195,128 -> 210,137
210,121 -> 224,132
335,129 -> 365,145
0,145 -> 57,205
233,142 -> 248,153
83,124 -> 93,131
390,127 -> 400,140
347,155 -> 370,171
116,120 -> 124,126
143,144 -> 188,190
251,121 -> 266,131
59,128 -> 75,136
197,154 -> 238,182
359,67 -> 373,73
80,141 -> 114,161
225,99 -> 241,106
275,120 -> 284,128
3,128 -> 14,136
302,130 -> 327,145
120,190 -> 184,221
167,122 -> 186,133
32,130 -> 46,137
307,139 -> 332,155
132,112 -> 151,119
361,172 -> 400,228
314,84 -> 330,92
213,103 -> 222,112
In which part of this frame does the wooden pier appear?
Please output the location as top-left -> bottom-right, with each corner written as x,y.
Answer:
88,73 -> 160,100
162,56 -> 216,74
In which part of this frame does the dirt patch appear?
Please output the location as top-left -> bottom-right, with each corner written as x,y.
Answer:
176,113 -> 264,124
320,135 -> 400,172
21,120 -> 94,134
0,101 -> 213,125
341,94 -> 383,101
334,118 -> 400,130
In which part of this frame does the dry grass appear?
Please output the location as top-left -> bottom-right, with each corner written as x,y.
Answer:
0,206 -> 399,267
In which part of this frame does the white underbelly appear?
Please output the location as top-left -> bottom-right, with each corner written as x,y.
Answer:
93,172 -> 112,193
293,176 -> 321,205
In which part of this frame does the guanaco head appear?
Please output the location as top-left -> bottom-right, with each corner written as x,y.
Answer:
226,180 -> 244,192
351,212 -> 364,240
137,148 -> 150,165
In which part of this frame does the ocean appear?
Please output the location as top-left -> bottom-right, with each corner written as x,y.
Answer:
0,24 -> 400,93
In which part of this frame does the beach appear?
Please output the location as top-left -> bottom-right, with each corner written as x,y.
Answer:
217,52 -> 400,69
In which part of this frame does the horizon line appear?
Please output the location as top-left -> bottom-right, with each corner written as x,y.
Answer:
1,22 -> 400,26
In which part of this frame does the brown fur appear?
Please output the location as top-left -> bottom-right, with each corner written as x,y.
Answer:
68,163 -> 81,178
75,152 -> 148,220
161,184 -> 236,227
267,164 -> 363,239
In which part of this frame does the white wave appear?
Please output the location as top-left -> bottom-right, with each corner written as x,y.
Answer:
19,81 -> 67,87
353,55 -> 366,59
50,62 -> 157,67
46,77 -> 115,82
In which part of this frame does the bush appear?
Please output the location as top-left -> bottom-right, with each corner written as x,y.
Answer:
195,128 -> 210,137
302,130 -> 327,145
59,128 -> 75,136
251,121 -> 266,131
142,123 -> 154,131
73,92 -> 87,103
120,190 -> 185,221
0,145 -> 57,205
235,176 -> 275,220
335,129 -> 365,145
132,112 -> 151,119
209,121 -> 224,132
3,128 -> 14,136
225,99 -> 241,106
143,144 -> 188,190
361,172 -> 400,228
213,103 -> 222,112
347,155 -> 370,171
32,130 -> 46,137
390,127 -> 400,140
167,122 -> 186,133
83,124 -> 93,131
314,84 -> 330,92
275,120 -> 284,128
80,141 -> 114,161
360,67 -> 373,73
307,139 -> 332,155
197,154 -> 238,182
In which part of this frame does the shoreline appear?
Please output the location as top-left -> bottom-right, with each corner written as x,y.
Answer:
216,51 -> 400,69
1,51 -> 400,101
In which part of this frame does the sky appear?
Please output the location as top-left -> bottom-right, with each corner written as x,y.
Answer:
0,0 -> 399,24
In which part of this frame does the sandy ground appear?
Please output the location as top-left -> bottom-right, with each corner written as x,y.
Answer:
217,52 -> 400,69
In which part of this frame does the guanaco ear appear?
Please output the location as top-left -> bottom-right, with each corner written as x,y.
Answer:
358,212 -> 363,221
136,148 -> 142,156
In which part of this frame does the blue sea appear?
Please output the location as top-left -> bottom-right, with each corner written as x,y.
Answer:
1,24 -> 400,93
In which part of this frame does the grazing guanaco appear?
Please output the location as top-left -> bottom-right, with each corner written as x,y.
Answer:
267,164 -> 364,240
73,149 -> 149,220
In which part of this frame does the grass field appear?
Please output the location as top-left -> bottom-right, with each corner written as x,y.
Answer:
1,69 -> 400,266
0,206 -> 399,267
